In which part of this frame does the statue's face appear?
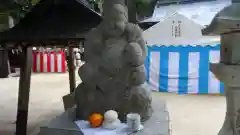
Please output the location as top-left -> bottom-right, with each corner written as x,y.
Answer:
112,4 -> 128,22
102,4 -> 128,37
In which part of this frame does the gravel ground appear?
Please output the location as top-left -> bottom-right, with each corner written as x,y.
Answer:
0,73 -> 225,135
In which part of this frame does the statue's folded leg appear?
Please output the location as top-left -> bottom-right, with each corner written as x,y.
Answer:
75,83 -> 91,120
75,82 -> 112,120
78,62 -> 99,90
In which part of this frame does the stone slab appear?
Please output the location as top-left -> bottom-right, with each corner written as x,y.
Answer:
135,98 -> 170,135
62,93 -> 75,111
38,107 -> 83,135
38,98 -> 170,135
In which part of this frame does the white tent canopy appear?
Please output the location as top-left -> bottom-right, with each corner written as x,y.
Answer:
142,0 -> 231,25
143,12 -> 220,46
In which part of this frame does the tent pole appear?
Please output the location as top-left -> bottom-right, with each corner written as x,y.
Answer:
15,47 -> 32,135
68,46 -> 76,93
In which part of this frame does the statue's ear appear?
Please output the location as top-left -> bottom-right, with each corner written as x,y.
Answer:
124,5 -> 128,12
122,5 -> 128,20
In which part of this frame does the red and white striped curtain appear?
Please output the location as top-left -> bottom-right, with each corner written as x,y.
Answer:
32,48 -> 66,73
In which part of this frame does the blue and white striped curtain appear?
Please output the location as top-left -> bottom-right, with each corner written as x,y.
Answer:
145,44 -> 224,94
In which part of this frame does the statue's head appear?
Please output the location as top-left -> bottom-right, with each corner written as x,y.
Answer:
102,3 -> 128,37
103,3 -> 128,22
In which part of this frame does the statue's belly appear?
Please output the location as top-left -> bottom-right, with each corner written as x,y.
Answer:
99,40 -> 127,75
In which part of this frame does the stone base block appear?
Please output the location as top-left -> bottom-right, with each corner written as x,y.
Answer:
38,108 -> 83,135
38,98 -> 170,135
62,93 -> 75,111
139,98 -> 170,135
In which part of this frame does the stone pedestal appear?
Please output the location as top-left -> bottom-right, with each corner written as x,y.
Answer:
210,63 -> 240,135
62,93 -> 75,111
38,107 -> 83,135
38,97 -> 169,135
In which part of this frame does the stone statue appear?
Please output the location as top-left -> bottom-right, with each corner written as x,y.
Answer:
74,0 -> 153,122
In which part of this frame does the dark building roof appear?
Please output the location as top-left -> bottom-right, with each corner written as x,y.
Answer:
137,21 -> 158,30
0,0 -> 102,44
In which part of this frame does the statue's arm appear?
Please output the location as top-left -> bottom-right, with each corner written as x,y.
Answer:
84,40 -> 96,62
133,25 -> 147,59
124,24 -> 147,66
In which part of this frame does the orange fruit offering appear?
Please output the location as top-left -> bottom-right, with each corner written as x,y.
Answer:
88,113 -> 104,128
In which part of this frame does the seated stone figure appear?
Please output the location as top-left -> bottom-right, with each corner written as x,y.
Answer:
74,0 -> 152,122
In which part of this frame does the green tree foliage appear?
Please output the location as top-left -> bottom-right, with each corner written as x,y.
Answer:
0,14 -> 10,31
12,0 -> 41,20
0,0 -> 40,31
0,0 -> 18,12
0,0 -> 18,31
135,0 -> 157,19
88,0 -> 103,13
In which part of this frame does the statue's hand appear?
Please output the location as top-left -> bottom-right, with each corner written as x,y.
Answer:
126,65 -> 146,86
123,42 -> 145,67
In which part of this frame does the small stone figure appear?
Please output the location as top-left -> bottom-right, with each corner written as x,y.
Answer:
74,0 -> 152,122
